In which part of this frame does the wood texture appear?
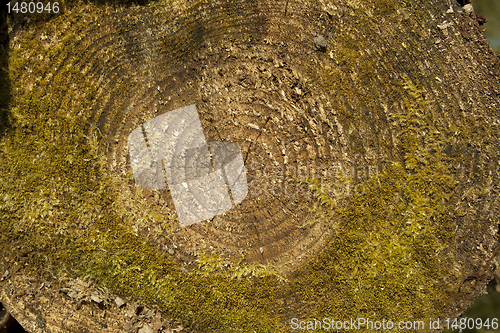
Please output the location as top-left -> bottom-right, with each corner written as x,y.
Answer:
1,0 -> 500,332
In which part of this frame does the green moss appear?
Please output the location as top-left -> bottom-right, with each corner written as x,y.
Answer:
333,39 -> 361,73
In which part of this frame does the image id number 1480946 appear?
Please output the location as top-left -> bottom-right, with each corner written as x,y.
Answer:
6,1 -> 59,14
444,318 -> 498,331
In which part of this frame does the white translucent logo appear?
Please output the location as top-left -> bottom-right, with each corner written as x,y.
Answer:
128,105 -> 248,227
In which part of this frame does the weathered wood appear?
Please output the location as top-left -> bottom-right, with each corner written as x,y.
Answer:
1,0 -> 500,332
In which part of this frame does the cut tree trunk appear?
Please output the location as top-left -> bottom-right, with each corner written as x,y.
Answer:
1,0 -> 500,332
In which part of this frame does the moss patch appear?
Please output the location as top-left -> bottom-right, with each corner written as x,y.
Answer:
290,75 -> 460,329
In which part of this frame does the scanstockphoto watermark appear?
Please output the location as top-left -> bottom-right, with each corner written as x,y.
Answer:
248,162 -> 380,199
290,318 -> 431,331
291,317 -> 500,331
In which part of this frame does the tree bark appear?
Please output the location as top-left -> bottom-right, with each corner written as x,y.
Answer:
1,0 -> 500,332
